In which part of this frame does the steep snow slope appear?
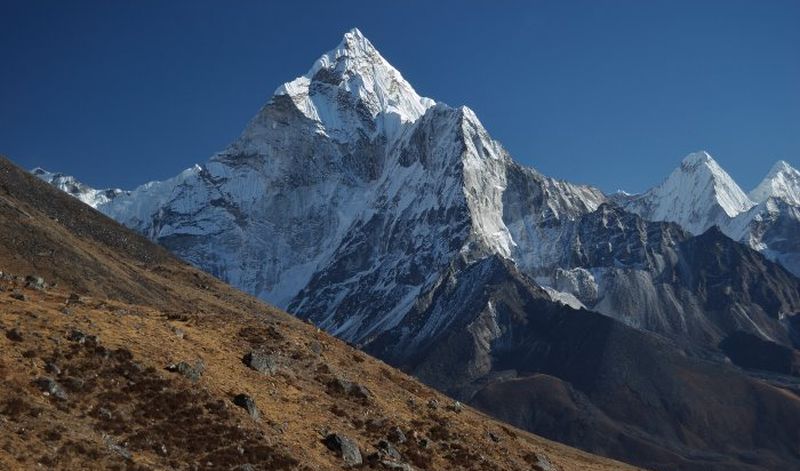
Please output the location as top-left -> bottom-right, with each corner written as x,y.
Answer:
750,160 -> 800,206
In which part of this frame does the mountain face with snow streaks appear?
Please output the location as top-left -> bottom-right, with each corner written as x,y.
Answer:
36,29 -> 606,344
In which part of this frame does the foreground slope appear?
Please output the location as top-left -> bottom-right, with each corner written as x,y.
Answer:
0,156 -> 631,470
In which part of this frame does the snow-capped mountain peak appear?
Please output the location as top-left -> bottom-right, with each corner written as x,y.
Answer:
749,160 -> 800,206
271,28 -> 434,142
618,151 -> 755,234
680,150 -> 714,168
31,167 -> 124,207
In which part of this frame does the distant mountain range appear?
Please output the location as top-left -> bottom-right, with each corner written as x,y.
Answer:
33,28 -> 800,470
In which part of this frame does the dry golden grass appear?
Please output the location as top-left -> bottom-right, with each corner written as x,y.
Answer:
0,279 -> 636,470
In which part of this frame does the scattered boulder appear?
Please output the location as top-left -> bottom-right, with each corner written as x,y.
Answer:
5,328 -> 23,342
9,291 -> 27,301
61,376 -> 85,392
103,434 -> 132,461
380,461 -> 415,471
387,426 -> 407,445
447,400 -> 463,413
44,362 -> 61,375
326,377 -> 372,402
327,377 -> 351,395
24,275 -> 46,290
243,350 -> 278,375
67,293 -> 82,304
66,329 -> 98,346
426,398 -> 439,410
350,383 -> 372,400
171,326 -> 186,339
309,340 -> 324,355
232,393 -> 259,421
33,377 -> 67,400
377,440 -> 402,461
488,431 -> 500,443
323,433 -> 362,466
166,360 -> 204,382
365,417 -> 386,433
526,452 -> 556,471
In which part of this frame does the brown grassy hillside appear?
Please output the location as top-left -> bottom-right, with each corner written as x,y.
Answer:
0,156 -> 637,470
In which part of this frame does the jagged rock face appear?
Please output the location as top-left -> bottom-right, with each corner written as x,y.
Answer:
529,205 -> 800,347
735,198 -> 800,276
287,105 -> 477,340
502,160 -> 606,272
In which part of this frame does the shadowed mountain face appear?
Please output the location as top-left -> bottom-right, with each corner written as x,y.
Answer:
0,156 -> 634,470
367,256 -> 800,471
531,205 -> 800,349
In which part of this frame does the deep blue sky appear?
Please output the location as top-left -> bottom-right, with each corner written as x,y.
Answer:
1,1 -> 798,193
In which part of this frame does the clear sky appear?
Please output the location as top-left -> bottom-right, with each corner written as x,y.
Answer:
1,0 -> 798,193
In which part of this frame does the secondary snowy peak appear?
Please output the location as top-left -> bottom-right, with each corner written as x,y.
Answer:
676,151 -> 754,217
270,28 -> 434,141
749,160 -> 800,206
31,167 -> 123,208
621,151 -> 755,234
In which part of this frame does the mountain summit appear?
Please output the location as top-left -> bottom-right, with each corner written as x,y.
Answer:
268,27 -> 434,142
750,159 -> 800,206
619,151 -> 755,234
